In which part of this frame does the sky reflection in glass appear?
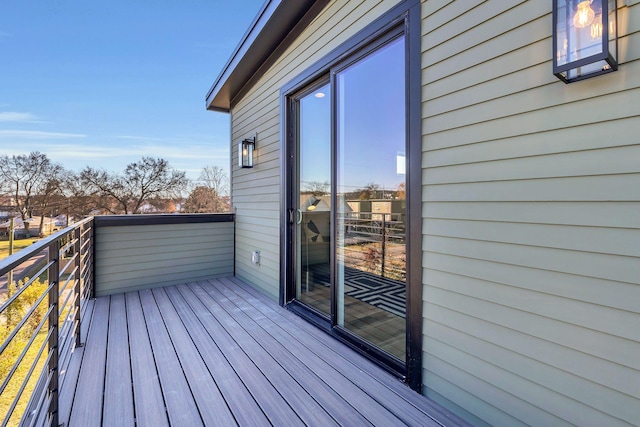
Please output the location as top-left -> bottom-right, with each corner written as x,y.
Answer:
337,37 -> 405,195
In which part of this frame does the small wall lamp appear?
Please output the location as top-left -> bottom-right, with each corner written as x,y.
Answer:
553,0 -> 617,83
239,135 -> 255,168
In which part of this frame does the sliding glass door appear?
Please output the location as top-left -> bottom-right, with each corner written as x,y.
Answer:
335,36 -> 406,360
286,28 -> 409,366
295,81 -> 332,316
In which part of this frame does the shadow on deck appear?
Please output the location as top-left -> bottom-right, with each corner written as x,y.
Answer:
59,277 -> 468,426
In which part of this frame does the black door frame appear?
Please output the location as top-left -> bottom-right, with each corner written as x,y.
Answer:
279,0 -> 422,391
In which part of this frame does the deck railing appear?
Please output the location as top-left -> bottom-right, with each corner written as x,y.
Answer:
0,213 -> 235,426
341,211 -> 406,280
0,218 -> 94,427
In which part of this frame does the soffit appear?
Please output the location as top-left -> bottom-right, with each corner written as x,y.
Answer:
205,0 -> 323,112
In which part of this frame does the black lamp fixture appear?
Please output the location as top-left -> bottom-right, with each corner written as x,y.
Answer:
239,135 -> 255,168
553,0 -> 617,83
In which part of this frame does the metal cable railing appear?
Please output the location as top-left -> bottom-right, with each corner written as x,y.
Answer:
340,212 -> 406,281
0,218 -> 94,427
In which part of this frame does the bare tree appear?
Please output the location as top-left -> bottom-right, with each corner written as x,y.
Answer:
198,166 -> 229,197
184,186 -> 219,213
358,182 -> 380,200
0,152 -> 65,235
80,157 -> 188,214
62,171 -> 101,218
184,165 -> 231,213
304,180 -> 329,196
33,162 -> 65,235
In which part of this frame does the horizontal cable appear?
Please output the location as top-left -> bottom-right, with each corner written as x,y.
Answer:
0,261 -> 54,315
58,266 -> 79,297
58,238 -> 77,257
0,282 -> 54,356
24,369 -> 53,427
58,252 -> 78,278
1,328 -> 53,427
0,304 -> 54,395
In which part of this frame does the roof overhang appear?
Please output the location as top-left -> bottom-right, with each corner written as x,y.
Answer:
205,0 -> 327,112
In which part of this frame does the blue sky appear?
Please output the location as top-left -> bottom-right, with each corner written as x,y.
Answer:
0,0 -> 264,181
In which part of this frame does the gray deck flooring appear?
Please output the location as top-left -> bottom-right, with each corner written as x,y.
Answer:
59,277 -> 469,426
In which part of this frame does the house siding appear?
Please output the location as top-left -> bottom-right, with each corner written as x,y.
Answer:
421,1 -> 640,426
230,0 -> 402,299
95,222 -> 234,296
227,0 -> 640,425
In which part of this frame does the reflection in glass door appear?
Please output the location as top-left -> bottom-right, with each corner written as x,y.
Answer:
336,37 -> 406,360
295,82 -> 331,317
289,35 -> 407,363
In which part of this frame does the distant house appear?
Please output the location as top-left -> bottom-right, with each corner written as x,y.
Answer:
0,216 -> 57,239
207,1 -> 639,425
0,196 -> 15,220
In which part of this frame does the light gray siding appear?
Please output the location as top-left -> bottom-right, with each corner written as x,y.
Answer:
227,0 -> 640,425
95,222 -> 234,296
230,0 -> 402,299
421,1 -> 640,426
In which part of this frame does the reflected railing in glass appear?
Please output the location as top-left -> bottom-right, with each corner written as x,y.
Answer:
340,211 -> 406,282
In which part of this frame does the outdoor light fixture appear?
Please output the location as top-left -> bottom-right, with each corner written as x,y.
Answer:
306,196 -> 321,211
239,135 -> 255,168
553,0 -> 617,83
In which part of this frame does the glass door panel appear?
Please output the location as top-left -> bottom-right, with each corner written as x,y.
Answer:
295,82 -> 332,316
336,37 -> 406,360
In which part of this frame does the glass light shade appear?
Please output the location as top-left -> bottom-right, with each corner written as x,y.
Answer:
553,0 -> 617,83
573,1 -> 595,28
239,138 -> 254,168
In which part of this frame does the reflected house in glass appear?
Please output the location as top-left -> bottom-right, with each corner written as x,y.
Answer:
206,1 -> 640,426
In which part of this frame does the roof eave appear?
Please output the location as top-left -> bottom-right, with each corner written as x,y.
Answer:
205,0 -> 322,112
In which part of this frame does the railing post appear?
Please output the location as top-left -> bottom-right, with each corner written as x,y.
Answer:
90,219 -> 96,299
7,217 -> 14,287
74,225 -> 82,348
48,238 -> 60,427
381,215 -> 386,278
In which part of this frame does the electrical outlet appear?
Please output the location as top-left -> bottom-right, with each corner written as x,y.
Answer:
251,250 -> 260,265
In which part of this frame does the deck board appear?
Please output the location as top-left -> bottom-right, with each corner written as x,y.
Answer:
173,283 -> 304,427
62,277 -> 470,427
68,296 -> 109,427
138,289 -> 202,426
226,276 -> 459,426
151,287 -> 237,426
163,285 -> 269,426
103,293 -> 134,426
217,277 -> 443,426
216,276 -> 420,424
188,281 -> 338,427
125,291 -> 169,427
206,279 -> 385,426
59,298 -> 94,427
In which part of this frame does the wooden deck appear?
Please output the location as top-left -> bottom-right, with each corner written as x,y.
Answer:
58,277 -> 469,426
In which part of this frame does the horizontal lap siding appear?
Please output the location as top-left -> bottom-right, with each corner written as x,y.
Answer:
230,0 -> 400,300
421,1 -> 640,426
95,222 -> 234,296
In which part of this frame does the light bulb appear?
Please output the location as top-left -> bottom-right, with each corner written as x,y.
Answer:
573,1 -> 595,29
591,17 -> 603,39
609,19 -> 615,37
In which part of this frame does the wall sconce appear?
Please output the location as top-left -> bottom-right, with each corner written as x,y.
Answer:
306,196 -> 321,211
239,135 -> 255,168
553,0 -> 617,83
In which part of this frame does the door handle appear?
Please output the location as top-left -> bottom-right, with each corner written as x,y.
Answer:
288,209 -> 303,224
